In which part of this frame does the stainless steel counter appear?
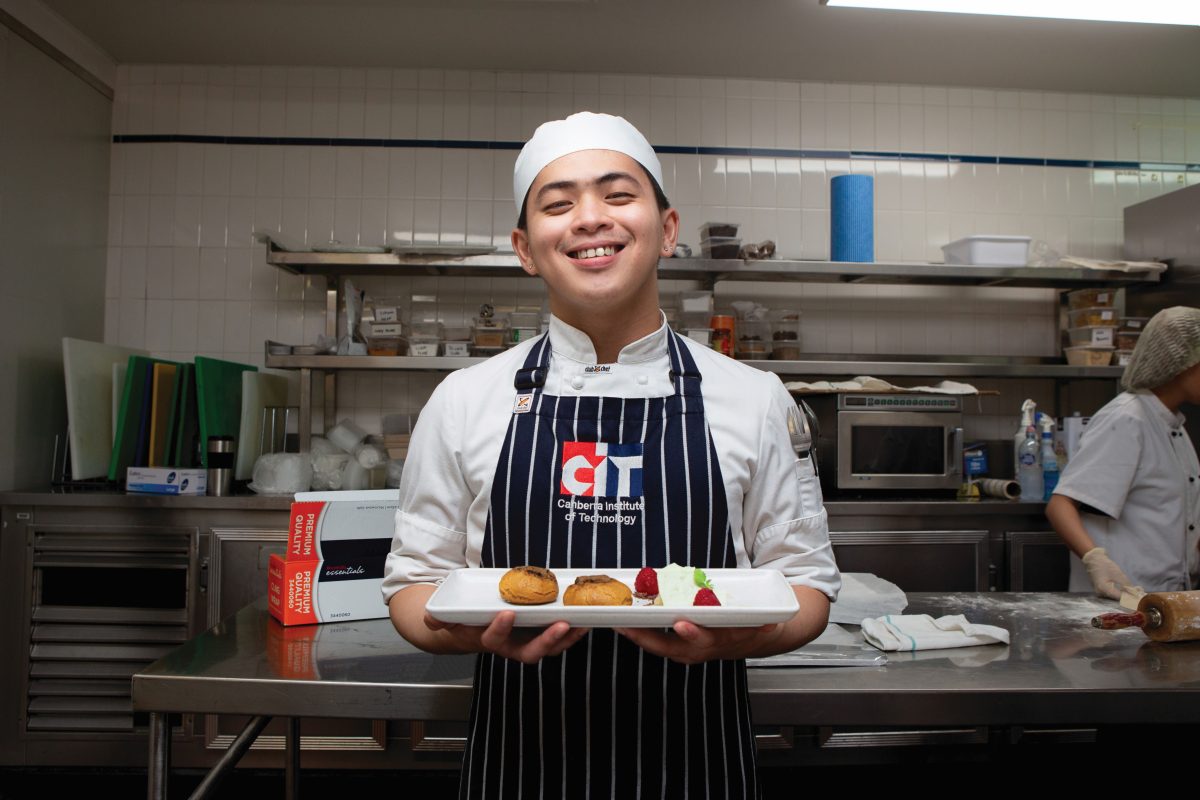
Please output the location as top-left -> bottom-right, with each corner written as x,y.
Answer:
135,592 -> 1196,796
134,593 -> 1196,728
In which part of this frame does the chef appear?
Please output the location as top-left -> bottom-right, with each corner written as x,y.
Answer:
383,111 -> 839,798
1047,306 -> 1200,598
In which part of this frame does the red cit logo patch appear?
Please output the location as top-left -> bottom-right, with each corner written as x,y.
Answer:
560,441 -> 644,498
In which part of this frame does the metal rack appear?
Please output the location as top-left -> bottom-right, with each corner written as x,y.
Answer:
261,237 -> 1154,449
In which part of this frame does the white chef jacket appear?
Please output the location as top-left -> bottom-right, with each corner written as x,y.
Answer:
1053,391 -> 1200,592
381,314 -> 841,602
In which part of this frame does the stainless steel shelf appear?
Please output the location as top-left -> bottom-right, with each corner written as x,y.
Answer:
265,351 -> 1124,379
263,238 -> 1159,288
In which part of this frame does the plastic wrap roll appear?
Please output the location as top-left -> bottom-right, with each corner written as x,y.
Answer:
830,174 -> 874,263
979,478 -> 1020,500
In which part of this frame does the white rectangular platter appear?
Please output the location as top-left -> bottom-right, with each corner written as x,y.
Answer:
426,568 -> 800,628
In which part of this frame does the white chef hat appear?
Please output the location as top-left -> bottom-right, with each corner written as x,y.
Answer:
1122,306 -> 1200,391
512,111 -> 663,216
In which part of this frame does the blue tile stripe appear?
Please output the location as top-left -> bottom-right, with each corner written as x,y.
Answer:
110,134 -> 1200,172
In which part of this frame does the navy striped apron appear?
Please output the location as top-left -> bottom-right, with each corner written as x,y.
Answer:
460,330 -> 759,800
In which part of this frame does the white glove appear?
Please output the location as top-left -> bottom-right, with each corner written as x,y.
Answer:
1081,547 -> 1133,600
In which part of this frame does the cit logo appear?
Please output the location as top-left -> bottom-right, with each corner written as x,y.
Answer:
560,442 -> 643,498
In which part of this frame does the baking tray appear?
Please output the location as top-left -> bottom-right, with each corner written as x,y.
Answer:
426,568 -> 800,628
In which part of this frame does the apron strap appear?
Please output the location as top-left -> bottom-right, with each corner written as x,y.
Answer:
666,329 -> 704,398
512,334 -> 552,390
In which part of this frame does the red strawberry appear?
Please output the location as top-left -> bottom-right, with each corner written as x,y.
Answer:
634,567 -> 659,597
693,588 -> 720,606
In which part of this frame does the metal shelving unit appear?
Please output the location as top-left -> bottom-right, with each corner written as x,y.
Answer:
260,237 -> 1153,448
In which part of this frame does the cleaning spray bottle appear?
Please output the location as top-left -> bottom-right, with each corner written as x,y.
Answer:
1041,413 -> 1060,501
1014,399 -> 1037,478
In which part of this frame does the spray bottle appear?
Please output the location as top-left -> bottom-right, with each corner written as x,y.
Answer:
1018,414 -> 1043,501
1040,413 -> 1059,501
1014,399 -> 1037,478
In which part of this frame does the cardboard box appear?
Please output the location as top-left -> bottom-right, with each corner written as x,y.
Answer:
126,467 -> 207,495
268,490 -> 398,626
267,552 -> 390,626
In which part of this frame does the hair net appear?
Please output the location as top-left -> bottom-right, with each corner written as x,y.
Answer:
513,112 -> 662,215
1121,306 -> 1200,391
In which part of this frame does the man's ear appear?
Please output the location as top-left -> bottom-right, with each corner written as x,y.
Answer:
512,227 -> 538,276
660,207 -> 680,256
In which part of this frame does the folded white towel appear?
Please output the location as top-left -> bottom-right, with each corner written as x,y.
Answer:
861,614 -> 1009,652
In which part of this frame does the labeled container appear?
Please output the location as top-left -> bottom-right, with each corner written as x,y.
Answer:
942,235 -> 1031,266
1066,326 -> 1116,347
1066,288 -> 1118,310
408,340 -> 439,357
443,325 -> 472,342
701,237 -> 742,259
1064,346 -> 1114,366
1120,316 -> 1149,332
1068,306 -> 1119,328
443,341 -> 471,357
1116,350 -> 1134,367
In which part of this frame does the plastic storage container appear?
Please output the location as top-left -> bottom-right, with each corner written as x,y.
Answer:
700,237 -> 742,259
699,222 -> 739,239
1116,330 -> 1141,350
1066,326 -> 1116,347
1066,288 -> 1118,310
941,235 -> 1031,266
685,329 -> 713,346
1064,346 -> 1114,366
1068,306 -> 1119,328
443,341 -> 471,357
1120,317 -> 1149,332
736,320 -> 772,359
473,319 -> 509,348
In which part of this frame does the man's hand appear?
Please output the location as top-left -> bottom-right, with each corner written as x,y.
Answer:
613,622 -> 780,665
423,610 -> 589,665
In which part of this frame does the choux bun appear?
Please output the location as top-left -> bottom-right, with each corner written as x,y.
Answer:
498,566 -> 559,605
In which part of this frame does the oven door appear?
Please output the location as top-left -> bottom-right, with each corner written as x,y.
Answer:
837,411 -> 963,490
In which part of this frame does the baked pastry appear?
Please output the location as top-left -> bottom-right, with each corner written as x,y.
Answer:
562,574 -> 633,606
498,566 -> 559,605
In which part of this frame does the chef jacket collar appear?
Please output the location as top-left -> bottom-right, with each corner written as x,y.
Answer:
1138,390 -> 1186,431
548,312 -> 669,365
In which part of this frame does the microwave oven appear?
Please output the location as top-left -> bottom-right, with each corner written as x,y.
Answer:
805,393 -> 964,493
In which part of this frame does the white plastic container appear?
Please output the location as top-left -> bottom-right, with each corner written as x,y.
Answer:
941,235 -> 1031,266
1066,326 -> 1115,347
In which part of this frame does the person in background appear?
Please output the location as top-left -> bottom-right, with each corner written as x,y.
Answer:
382,111 -> 839,798
1047,306 -> 1200,598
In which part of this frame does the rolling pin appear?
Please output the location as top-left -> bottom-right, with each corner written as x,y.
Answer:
1092,591 -> 1200,642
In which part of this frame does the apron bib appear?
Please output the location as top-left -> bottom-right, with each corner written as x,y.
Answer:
460,331 -> 759,800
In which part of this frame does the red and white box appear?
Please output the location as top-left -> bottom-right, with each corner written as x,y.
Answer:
267,490 -> 398,626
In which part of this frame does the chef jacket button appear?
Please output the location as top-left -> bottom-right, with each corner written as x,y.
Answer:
637,374 -> 648,385
571,376 -> 585,390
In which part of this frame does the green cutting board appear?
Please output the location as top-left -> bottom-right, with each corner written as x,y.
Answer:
194,356 -> 257,468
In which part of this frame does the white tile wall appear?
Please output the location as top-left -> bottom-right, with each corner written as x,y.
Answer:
106,65 -> 1200,430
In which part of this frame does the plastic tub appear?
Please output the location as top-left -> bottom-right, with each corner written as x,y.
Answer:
1066,288 -> 1118,310
473,324 -> 508,348
736,340 -> 770,359
1064,346 -> 1114,366
1116,349 -> 1134,367
685,329 -> 713,345
1116,330 -> 1141,350
1068,306 -> 1119,328
442,325 -> 471,342
366,338 -> 402,356
699,222 -> 739,239
701,237 -> 742,259
772,344 -> 802,361
941,235 -> 1031,266
408,339 -> 439,357
443,341 -> 471,357
1120,317 -> 1149,332
1066,326 -> 1115,347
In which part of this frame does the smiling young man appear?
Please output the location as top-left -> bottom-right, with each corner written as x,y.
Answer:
383,112 -> 839,798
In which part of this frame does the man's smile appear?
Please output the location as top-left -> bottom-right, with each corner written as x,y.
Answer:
566,244 -> 623,260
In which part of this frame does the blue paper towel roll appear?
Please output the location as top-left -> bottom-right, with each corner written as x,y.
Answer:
831,174 -> 874,263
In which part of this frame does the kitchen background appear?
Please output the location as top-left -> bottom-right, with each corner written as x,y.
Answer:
3,2 -> 1200,488
102,63 -> 1200,444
